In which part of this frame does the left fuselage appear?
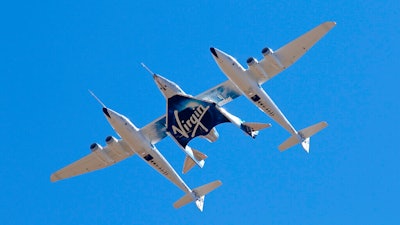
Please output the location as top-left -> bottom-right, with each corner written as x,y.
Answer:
210,47 -> 297,135
103,107 -> 191,193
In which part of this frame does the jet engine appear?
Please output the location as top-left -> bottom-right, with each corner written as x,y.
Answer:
261,47 -> 283,70
105,136 -> 132,156
105,136 -> 117,145
261,47 -> 274,56
89,143 -> 113,164
246,56 -> 269,80
246,57 -> 258,67
90,143 -> 102,152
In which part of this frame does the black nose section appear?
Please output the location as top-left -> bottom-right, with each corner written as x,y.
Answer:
102,107 -> 111,118
210,47 -> 218,58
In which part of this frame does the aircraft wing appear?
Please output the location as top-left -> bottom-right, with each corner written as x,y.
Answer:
140,116 -> 167,144
140,80 -> 242,144
51,139 -> 134,182
257,21 -> 336,83
196,80 -> 242,106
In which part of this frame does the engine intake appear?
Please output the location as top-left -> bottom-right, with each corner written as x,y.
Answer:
246,57 -> 258,67
261,47 -> 273,56
105,136 -> 117,145
90,143 -> 102,152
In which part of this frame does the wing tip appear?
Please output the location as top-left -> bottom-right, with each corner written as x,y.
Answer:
50,173 -> 61,182
323,21 -> 337,29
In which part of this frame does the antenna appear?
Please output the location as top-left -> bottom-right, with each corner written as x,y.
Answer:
88,90 -> 106,108
141,62 -> 155,75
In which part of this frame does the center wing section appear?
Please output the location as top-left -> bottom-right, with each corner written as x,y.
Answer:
51,138 -> 134,182
196,80 -> 242,106
140,80 -> 242,144
166,95 -> 231,148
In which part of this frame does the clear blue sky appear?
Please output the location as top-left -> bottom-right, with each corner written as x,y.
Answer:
1,0 -> 399,224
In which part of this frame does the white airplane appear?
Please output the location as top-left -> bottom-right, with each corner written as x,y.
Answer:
209,21 -> 336,152
51,21 -> 335,210
143,64 -> 271,173
51,92 -> 221,211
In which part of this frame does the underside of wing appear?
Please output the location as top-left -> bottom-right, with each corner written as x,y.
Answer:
258,21 -> 336,83
140,80 -> 242,144
51,139 -> 134,182
140,116 -> 167,145
196,80 -> 242,106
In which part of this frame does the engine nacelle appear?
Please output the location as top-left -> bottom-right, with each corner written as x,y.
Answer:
90,143 -> 102,152
90,142 -> 113,164
247,56 -> 269,81
246,57 -> 258,67
261,47 -> 274,56
105,136 -> 117,145
105,135 -> 132,156
261,47 -> 283,70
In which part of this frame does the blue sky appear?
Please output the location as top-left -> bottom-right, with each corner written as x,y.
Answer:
1,0 -> 399,224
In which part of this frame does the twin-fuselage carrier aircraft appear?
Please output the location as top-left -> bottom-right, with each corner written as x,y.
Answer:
51,21 -> 335,211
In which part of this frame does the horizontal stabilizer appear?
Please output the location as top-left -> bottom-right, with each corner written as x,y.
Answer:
278,121 -> 328,152
241,122 -> 271,138
173,180 -> 222,211
300,121 -> 328,139
182,149 -> 208,174
173,193 -> 193,210
194,180 -> 222,197
278,135 -> 299,152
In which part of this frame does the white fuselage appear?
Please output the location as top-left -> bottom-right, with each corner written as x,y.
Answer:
210,48 -> 297,135
103,108 -> 191,194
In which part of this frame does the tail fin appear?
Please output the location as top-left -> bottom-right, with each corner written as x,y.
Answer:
241,122 -> 272,138
278,121 -> 328,152
173,180 -> 222,212
182,149 -> 208,174
178,145 -> 206,173
217,106 -> 271,138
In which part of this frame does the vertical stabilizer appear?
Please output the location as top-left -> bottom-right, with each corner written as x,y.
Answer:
182,149 -> 207,174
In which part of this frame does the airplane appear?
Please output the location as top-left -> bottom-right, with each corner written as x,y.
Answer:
209,21 -> 336,152
142,63 -> 271,173
50,92 -> 222,211
51,21 -> 334,210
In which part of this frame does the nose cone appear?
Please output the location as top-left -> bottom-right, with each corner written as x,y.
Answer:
153,73 -> 184,99
153,74 -> 167,89
210,47 -> 218,58
102,107 -> 125,122
210,47 -> 231,62
103,107 -> 120,119
103,107 -> 111,118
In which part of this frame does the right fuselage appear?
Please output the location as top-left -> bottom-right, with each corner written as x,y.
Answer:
210,47 -> 297,135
